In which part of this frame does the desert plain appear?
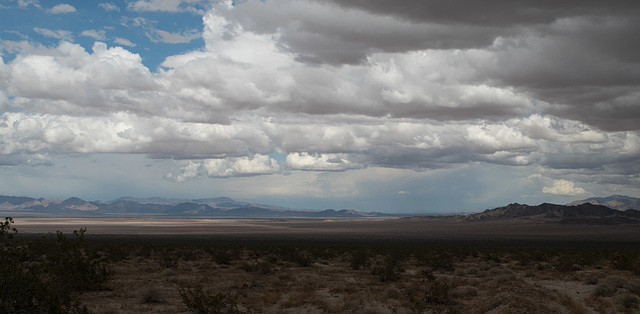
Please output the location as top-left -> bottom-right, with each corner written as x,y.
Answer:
4,216 -> 640,313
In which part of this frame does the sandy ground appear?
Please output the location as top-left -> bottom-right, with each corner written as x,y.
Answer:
9,216 -> 640,242
5,215 -> 640,313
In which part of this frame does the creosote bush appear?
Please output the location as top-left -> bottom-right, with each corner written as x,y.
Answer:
0,218 -> 109,314
179,284 -> 243,314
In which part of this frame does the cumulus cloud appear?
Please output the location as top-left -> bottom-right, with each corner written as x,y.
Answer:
1,0 -> 640,189
48,3 -> 75,14
286,152 -> 363,171
165,155 -> 280,181
542,179 -> 587,195
80,29 -> 106,41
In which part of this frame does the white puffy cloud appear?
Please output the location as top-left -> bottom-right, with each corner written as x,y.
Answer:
286,152 -> 363,171
542,179 -> 587,195
166,155 -> 280,181
48,3 -> 75,14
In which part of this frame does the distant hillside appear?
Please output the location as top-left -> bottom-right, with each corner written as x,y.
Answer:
0,195 -> 393,218
568,195 -> 640,211
464,202 -> 640,225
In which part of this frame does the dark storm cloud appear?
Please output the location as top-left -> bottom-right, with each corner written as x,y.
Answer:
213,0 -> 640,132
322,0 -> 640,27
220,0 -> 509,65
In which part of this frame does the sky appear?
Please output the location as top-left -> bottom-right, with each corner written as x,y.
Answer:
0,0 -> 639,213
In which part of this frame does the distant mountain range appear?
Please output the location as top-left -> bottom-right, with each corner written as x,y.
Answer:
2,194 -> 639,223
567,195 -> 640,211
462,202 -> 640,225
0,195 -> 394,218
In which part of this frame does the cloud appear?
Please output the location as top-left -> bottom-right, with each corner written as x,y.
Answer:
322,1 -> 640,27
542,179 -> 587,195
127,0 -> 210,14
128,0 -> 181,12
165,155 -> 280,181
80,29 -> 106,41
114,37 -> 135,47
199,0 -> 640,131
151,29 -> 200,44
48,3 -> 75,14
286,152 -> 363,171
2,0 -> 640,189
98,2 -> 119,12
16,0 -> 40,8
33,27 -> 73,41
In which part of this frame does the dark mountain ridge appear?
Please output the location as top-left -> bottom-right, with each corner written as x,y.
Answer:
464,202 -> 640,225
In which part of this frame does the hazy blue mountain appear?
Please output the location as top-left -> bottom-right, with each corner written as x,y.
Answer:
0,195 -> 391,218
568,195 -> 640,210
0,195 -> 38,205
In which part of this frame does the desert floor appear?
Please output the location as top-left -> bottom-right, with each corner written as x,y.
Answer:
6,217 -> 640,313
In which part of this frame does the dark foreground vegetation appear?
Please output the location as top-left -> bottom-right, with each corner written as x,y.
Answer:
2,217 -> 640,313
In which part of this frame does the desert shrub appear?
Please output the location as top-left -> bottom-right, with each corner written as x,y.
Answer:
159,251 -> 181,269
554,256 -> 579,272
557,294 -> 590,314
610,252 -> 640,274
619,294 -> 639,309
524,269 -> 536,278
495,273 -> 517,283
179,284 -> 242,314
425,281 -> 453,304
211,249 -> 233,265
416,250 -> 455,272
141,287 -> 165,304
406,280 -> 457,314
451,285 -> 478,298
0,219 -> 98,313
602,275 -> 628,289
240,259 -> 273,274
584,276 -> 599,285
593,282 -> 616,297
385,287 -> 401,299
420,267 -> 436,281
0,217 -> 17,241
370,253 -> 404,282
281,248 -> 313,267
43,229 -> 110,292
349,248 -> 371,270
